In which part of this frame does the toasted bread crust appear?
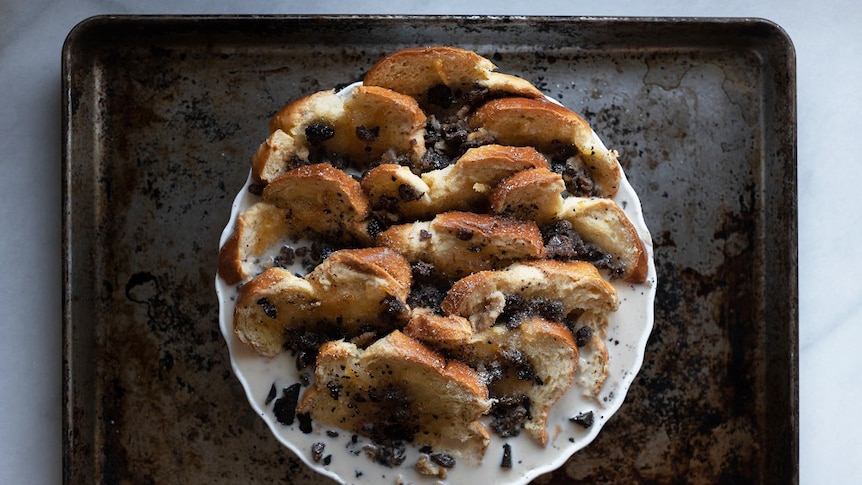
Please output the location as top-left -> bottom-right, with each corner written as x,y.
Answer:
405,313 -> 578,445
218,231 -> 243,285
257,86 -> 426,183
557,197 -> 649,284
233,248 -> 412,357
217,202 -> 292,285
439,260 -> 617,397
223,46 -> 650,461
364,46 -> 543,100
262,163 -> 370,242
441,260 -> 619,328
470,97 -> 621,198
490,167 -> 647,283
297,330 -> 492,460
361,145 -> 548,220
376,212 -> 545,278
490,167 -> 565,225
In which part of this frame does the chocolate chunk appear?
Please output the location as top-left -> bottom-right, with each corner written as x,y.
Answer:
501,443 -> 513,468
256,297 -> 277,319
570,411 -> 595,428
363,441 -> 407,467
312,442 -> 325,462
497,295 -> 564,329
273,383 -> 302,425
380,295 -> 408,320
490,394 -> 532,437
418,229 -> 432,241
297,412 -> 313,433
417,148 -> 451,172
397,183 -> 423,202
356,125 -> 380,142
265,383 -> 277,405
273,245 -> 296,268
427,84 -> 455,108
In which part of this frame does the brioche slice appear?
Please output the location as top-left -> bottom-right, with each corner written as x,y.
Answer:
256,86 -> 426,183
553,197 -> 649,284
363,46 -> 543,102
252,128 -> 304,185
255,90 -> 344,183
441,260 -> 619,396
376,212 -> 545,278
218,202 -> 291,285
490,167 -> 647,283
362,145 -> 548,219
405,313 -> 577,444
233,267 -> 319,356
261,163 -> 371,244
297,330 -> 492,462
490,167 -> 566,226
470,97 -> 621,198
329,85 -> 427,165
442,260 -> 618,328
233,248 -> 412,357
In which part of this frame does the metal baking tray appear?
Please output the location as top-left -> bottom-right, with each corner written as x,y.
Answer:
63,15 -> 797,484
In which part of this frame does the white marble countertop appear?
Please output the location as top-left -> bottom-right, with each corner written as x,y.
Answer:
1,1 -> 858,483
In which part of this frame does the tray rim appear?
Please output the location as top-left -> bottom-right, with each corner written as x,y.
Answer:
62,14 -> 798,485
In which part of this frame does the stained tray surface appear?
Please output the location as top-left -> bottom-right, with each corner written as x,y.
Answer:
63,16 -> 797,484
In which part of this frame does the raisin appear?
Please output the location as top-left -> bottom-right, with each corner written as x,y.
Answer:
575,326 -> 593,347
456,227 -> 474,241
305,123 -> 335,145
397,183 -> 423,202
430,452 -> 456,468
427,84 -> 455,108
273,245 -> 296,268
256,297 -> 277,319
356,125 -> 380,142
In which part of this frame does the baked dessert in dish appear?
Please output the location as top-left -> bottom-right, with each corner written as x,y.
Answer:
216,46 -> 655,484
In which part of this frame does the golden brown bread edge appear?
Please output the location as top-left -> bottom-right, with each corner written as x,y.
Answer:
254,85 -> 427,184
297,330 -> 492,462
233,247 -> 412,357
490,167 -> 648,283
375,211 -> 546,278
405,313 -> 578,445
363,46 -> 544,101
470,97 -> 622,198
361,144 -> 549,220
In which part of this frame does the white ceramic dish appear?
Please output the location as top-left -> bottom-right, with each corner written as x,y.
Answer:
215,82 -> 656,485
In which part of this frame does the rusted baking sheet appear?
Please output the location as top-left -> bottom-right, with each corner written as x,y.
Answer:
63,15 -> 797,484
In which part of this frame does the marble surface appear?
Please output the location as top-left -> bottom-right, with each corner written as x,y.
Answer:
1,0 -> 859,483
